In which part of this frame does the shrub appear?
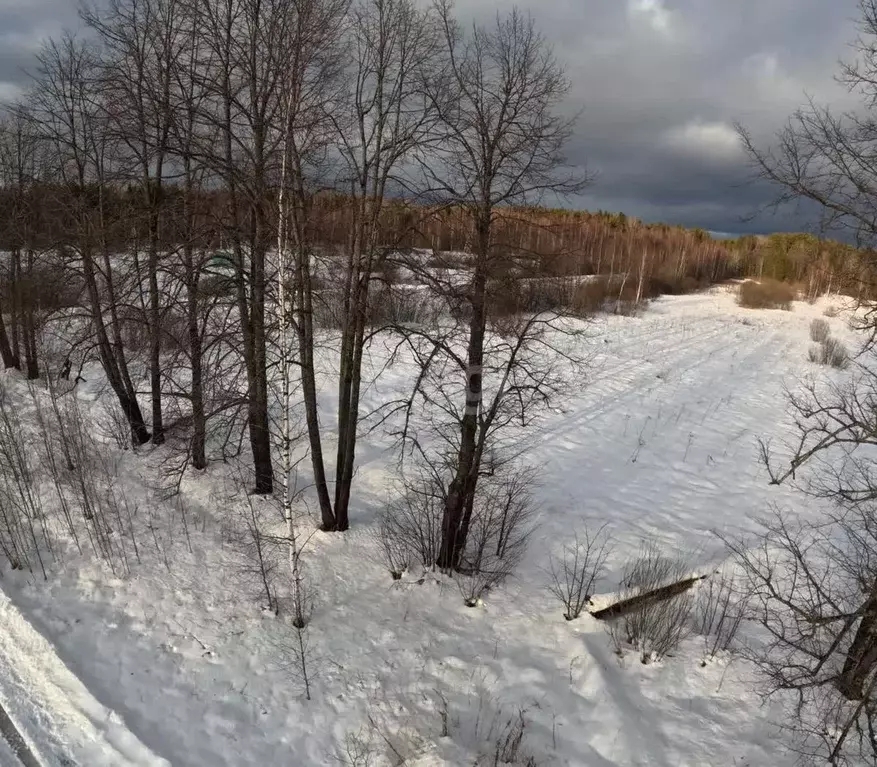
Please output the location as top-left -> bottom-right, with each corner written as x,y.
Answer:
573,276 -> 648,315
456,468 -> 536,607
384,474 -> 445,570
737,279 -> 795,310
434,689 -> 541,767
606,542 -> 694,663
810,318 -> 830,343
649,268 -> 706,296
373,510 -> 413,580
809,337 -> 849,369
823,304 -> 840,318
486,276 -> 586,319
547,525 -> 612,621
696,568 -> 748,660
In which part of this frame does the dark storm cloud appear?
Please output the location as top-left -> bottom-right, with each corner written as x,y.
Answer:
0,0 -> 80,94
0,0 -> 862,233
464,0 -> 863,233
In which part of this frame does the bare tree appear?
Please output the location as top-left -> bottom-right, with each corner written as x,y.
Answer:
318,0 -> 440,531
165,0 -> 216,470
195,0 -> 294,493
738,0 -> 877,264
736,10 -> 877,755
547,524 -> 612,621
393,2 -> 588,570
276,0 -> 348,530
24,35 -> 151,444
83,0 -> 189,446
0,112 -> 45,379
722,506 -> 877,765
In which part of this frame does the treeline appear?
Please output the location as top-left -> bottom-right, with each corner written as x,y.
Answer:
0,185 -> 735,288
727,232 -> 873,299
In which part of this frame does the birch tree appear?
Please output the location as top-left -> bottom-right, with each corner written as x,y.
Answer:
405,2 -> 587,569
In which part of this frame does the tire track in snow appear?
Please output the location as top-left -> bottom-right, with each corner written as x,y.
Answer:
0,588 -> 170,767
0,702 -> 41,767
537,316 -> 743,444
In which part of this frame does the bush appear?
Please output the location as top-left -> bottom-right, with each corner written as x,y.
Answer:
696,568 -> 748,660
573,276 -> 647,315
373,510 -> 413,580
649,268 -> 706,296
455,468 -> 536,607
606,542 -> 694,663
809,318 -> 830,343
823,304 -> 840,318
737,279 -> 795,310
547,525 -> 612,621
809,337 -> 849,369
384,475 -> 445,570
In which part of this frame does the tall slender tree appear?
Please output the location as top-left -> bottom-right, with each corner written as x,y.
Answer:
418,2 -> 586,569
25,35 -> 151,444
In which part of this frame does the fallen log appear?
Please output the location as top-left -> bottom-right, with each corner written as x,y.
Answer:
590,574 -> 708,620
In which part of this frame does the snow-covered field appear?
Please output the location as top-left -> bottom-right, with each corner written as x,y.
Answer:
0,286 -> 858,766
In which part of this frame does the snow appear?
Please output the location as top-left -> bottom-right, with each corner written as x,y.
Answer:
0,286 -> 859,766
0,589 -> 167,766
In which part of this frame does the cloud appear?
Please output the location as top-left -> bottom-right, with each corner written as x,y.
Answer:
663,120 -> 743,163
0,0 -> 864,235
627,0 -> 674,36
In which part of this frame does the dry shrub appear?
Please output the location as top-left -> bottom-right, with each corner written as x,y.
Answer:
810,318 -> 830,343
696,568 -> 748,660
373,509 -> 413,580
455,467 -> 537,607
649,267 -> 706,296
434,687 -> 541,767
486,277 -> 584,318
808,337 -> 849,369
425,251 -> 470,270
118,307 -> 188,353
383,473 -> 445,570
368,284 -> 440,326
606,541 -> 695,663
737,279 -> 795,310
573,276 -> 646,315
199,273 -> 236,300
547,525 -> 612,620
12,263 -> 83,313
823,304 -> 840,318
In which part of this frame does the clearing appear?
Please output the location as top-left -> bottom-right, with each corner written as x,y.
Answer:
0,286 -> 853,766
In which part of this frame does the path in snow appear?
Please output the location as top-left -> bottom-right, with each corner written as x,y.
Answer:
0,589 -> 169,767
528,291 -> 827,569
0,700 -> 41,767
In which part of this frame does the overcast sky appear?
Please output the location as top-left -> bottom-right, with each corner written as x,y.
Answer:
0,0 -> 864,234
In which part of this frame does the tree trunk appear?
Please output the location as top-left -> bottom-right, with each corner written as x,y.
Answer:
334,204 -> 367,532
9,249 -> 21,368
0,300 -> 16,369
437,214 -> 489,570
82,243 -> 150,445
183,170 -> 206,471
233,230 -> 273,494
295,241 -> 336,529
22,249 -> 38,379
839,581 -> 877,700
147,183 -> 164,445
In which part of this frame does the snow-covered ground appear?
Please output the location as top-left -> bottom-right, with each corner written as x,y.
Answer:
0,286 -> 858,766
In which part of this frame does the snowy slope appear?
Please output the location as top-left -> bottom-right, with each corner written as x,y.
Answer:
0,286 -> 857,766
0,590 -> 168,766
